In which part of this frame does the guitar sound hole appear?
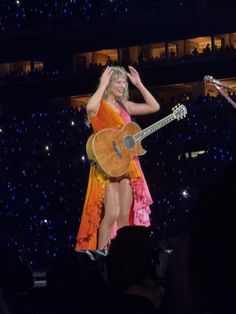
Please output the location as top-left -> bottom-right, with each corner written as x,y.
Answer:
124,136 -> 135,149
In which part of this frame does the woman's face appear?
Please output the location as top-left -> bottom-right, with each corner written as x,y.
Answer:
109,75 -> 126,99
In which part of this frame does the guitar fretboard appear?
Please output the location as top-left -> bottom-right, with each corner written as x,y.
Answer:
134,113 -> 176,142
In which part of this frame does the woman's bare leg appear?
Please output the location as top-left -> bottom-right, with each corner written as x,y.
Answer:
98,182 -> 120,250
117,178 -> 133,229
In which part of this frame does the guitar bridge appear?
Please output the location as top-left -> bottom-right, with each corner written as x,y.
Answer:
112,141 -> 122,158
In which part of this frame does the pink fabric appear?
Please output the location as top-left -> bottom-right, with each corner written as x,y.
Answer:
119,106 -> 132,123
131,158 -> 152,226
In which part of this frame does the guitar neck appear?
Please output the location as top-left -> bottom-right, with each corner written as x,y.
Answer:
134,113 -> 176,142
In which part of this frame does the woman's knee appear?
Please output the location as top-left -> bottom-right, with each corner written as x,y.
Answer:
117,212 -> 129,224
104,182 -> 120,224
104,208 -> 120,225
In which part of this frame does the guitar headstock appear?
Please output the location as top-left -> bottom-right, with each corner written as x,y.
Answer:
172,103 -> 187,120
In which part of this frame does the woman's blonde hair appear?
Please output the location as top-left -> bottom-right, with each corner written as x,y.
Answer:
102,66 -> 129,103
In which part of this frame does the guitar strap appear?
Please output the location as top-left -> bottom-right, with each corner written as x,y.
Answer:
117,100 -> 129,114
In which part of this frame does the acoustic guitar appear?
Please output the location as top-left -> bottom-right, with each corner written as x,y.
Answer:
86,104 -> 187,178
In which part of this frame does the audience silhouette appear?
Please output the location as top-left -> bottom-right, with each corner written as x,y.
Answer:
105,226 -> 167,314
190,162 -> 236,314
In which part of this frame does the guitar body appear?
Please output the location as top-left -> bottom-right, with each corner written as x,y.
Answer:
85,104 -> 187,178
87,122 -> 146,178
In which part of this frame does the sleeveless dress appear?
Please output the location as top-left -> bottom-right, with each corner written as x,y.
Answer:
75,100 -> 153,250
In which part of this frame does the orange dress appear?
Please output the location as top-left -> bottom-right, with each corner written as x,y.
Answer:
75,100 -> 153,250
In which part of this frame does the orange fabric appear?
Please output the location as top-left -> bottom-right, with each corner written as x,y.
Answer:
90,100 -> 125,131
75,165 -> 108,250
75,100 -> 143,250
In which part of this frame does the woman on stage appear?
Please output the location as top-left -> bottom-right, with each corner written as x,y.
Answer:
75,65 -> 160,250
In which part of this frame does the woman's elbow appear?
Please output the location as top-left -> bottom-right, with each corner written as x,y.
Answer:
152,102 -> 160,112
